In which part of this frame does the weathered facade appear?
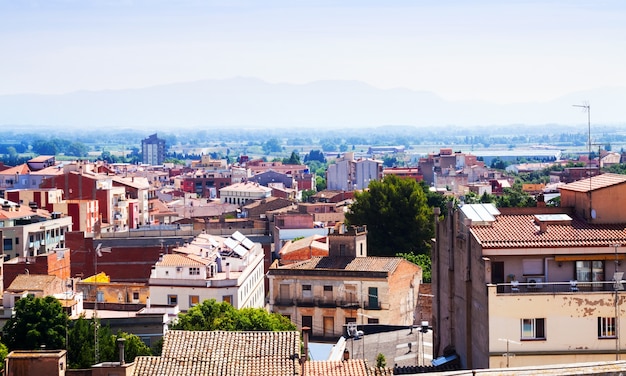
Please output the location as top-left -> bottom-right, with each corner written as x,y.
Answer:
433,173 -> 626,369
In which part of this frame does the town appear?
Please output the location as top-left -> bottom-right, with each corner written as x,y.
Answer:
1,129 -> 626,375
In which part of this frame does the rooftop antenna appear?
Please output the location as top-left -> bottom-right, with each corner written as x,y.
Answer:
573,102 -> 593,219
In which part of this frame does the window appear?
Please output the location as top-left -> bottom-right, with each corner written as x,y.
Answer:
598,317 -> 616,338
576,261 -> 604,283
190,295 -> 200,307
3,238 -> 12,251
367,318 -> 379,324
133,292 -> 139,300
339,244 -> 346,256
368,287 -> 379,309
323,285 -> 333,292
521,318 -> 545,340
168,294 -> 178,305
189,267 -> 200,275
223,295 -> 232,305
302,315 -> 313,329
302,284 -> 312,298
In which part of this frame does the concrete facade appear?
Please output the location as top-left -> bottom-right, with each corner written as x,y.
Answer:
433,184 -> 626,369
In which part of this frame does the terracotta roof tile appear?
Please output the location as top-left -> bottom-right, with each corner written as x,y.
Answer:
280,256 -> 402,272
156,254 -> 208,267
304,360 -> 370,376
132,330 -> 301,376
471,214 -> 626,249
560,173 -> 626,193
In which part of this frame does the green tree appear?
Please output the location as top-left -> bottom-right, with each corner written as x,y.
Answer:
315,176 -> 326,191
495,186 -> 537,208
262,138 -> 283,154
376,353 -> 387,368
67,142 -> 89,157
67,315 -> 95,368
3,295 -> 68,351
346,175 -> 433,256
301,189 -> 316,202
283,150 -> 301,165
171,299 -> 296,331
113,332 -> 152,363
304,150 -> 326,163
0,342 -> 7,371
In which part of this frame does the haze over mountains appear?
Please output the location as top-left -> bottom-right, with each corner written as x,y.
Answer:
1,77 -> 625,130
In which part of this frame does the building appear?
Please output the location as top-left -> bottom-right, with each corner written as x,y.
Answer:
141,133 -> 166,166
432,174 -> 626,369
268,224 -> 422,340
131,330 -> 301,376
148,231 -> 265,311
219,181 -> 272,205
326,153 -> 383,191
0,199 -> 72,260
5,350 -> 68,376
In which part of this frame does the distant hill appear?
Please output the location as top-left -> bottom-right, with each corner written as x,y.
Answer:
1,77 -> 625,129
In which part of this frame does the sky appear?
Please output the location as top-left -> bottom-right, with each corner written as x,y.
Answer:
1,0 -> 625,104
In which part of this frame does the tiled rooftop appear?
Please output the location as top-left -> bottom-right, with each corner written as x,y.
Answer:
471,214 -> 626,249
304,360 -> 372,376
560,173 -> 626,193
156,254 -> 208,267
279,256 -> 402,272
132,330 -> 301,376
7,274 -> 57,292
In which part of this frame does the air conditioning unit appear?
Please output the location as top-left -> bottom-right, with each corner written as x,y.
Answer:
176,267 -> 182,272
527,277 -> 544,288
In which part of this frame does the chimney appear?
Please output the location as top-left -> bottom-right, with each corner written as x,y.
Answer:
539,221 -> 547,233
146,296 -> 151,309
117,338 -> 126,365
225,262 -> 231,279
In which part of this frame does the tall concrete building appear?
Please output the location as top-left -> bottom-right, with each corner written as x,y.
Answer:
141,133 -> 166,165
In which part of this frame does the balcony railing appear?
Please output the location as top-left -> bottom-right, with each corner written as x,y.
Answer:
496,280 -> 623,294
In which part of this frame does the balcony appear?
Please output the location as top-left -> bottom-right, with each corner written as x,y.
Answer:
496,280 -> 622,294
273,298 -> 294,307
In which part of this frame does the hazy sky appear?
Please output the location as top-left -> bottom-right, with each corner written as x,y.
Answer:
2,0 -> 625,103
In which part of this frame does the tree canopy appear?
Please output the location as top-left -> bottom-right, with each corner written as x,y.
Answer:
2,295 -> 68,351
67,315 -> 152,369
171,299 -> 296,331
345,175 -> 434,256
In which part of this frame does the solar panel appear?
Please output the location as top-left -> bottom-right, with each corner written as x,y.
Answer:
231,231 -> 245,242
233,245 -> 247,257
241,238 -> 254,250
224,237 -> 238,250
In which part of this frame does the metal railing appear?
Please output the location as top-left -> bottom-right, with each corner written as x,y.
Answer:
496,280 -> 623,294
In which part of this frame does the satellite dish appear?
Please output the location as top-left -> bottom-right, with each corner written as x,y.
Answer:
591,209 -> 597,219
614,272 -> 624,290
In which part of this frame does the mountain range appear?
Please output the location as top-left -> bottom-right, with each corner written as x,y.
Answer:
1,77 -> 625,130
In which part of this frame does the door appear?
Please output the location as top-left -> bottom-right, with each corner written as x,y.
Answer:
323,316 -> 334,338
492,261 -> 504,292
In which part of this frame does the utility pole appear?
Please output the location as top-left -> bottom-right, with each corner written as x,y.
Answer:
93,243 -> 111,364
573,103 -> 592,218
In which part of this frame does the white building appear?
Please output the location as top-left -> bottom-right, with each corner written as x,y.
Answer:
219,181 -> 272,205
326,153 -> 382,191
148,231 -> 265,311
0,199 -> 72,260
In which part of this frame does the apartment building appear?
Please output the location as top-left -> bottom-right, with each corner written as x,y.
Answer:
432,173 -> 626,369
268,224 -> 422,340
148,231 -> 265,311
326,152 -> 383,191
